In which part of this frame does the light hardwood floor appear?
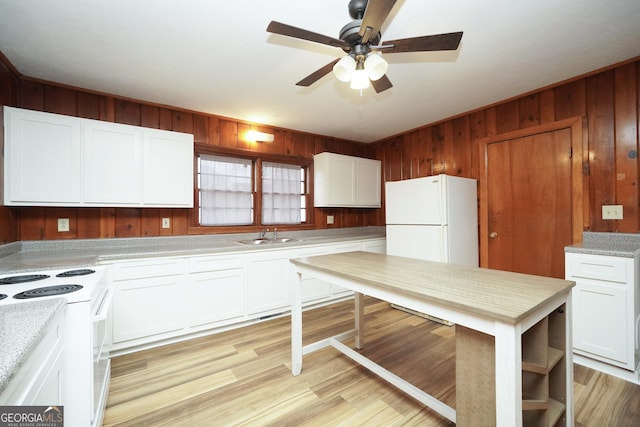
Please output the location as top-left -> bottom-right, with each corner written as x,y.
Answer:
103,297 -> 640,426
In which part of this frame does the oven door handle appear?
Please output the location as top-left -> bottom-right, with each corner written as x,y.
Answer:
94,287 -> 113,322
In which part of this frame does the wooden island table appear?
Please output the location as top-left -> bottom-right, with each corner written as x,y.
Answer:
290,251 -> 575,427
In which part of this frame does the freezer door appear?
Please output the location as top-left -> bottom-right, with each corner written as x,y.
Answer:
385,176 -> 444,225
386,225 -> 448,262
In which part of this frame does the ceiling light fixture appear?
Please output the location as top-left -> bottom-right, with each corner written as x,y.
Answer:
350,59 -> 370,90
363,53 -> 388,81
333,52 -> 388,90
247,130 -> 274,143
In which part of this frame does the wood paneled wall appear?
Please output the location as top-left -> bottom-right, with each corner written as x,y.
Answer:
371,58 -> 640,234
0,73 -> 380,242
0,56 -> 20,243
1,57 -> 638,243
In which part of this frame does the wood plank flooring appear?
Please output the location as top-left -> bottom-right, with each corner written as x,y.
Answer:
103,297 -> 640,426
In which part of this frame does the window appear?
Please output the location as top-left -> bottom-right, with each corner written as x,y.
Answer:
197,153 -> 308,227
198,154 -> 253,226
262,162 -> 304,225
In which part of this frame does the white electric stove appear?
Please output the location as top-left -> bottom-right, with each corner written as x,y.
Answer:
0,266 -> 112,427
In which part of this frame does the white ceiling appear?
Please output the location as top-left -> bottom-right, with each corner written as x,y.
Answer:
1,0 -> 639,143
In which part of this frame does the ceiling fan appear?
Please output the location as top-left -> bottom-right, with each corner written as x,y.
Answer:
266,0 -> 463,93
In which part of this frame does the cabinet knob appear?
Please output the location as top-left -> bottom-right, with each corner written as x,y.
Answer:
489,231 -> 498,239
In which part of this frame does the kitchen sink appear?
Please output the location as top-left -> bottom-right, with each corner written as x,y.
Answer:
234,237 -> 298,245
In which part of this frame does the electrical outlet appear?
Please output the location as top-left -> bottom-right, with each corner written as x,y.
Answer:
327,215 -> 334,225
602,205 -> 623,220
162,217 -> 171,228
58,218 -> 70,232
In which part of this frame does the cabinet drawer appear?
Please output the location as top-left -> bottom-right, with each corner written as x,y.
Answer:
567,254 -> 628,283
112,258 -> 184,280
188,255 -> 243,273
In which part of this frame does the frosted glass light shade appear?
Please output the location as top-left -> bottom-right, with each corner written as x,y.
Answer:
350,68 -> 370,89
333,55 -> 356,82
364,53 -> 388,81
247,130 -> 274,143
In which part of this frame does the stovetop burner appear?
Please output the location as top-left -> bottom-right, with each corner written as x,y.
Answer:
56,268 -> 95,278
0,274 -> 51,285
13,284 -> 84,299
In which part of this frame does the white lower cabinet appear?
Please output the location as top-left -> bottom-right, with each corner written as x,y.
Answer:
1,306 -> 65,405
297,247 -> 331,303
362,239 -> 387,254
246,250 -> 293,315
107,237 -> 386,353
565,252 -> 639,370
187,255 -> 245,328
111,258 -> 186,345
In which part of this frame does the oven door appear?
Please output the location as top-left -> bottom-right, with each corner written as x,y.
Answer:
92,285 -> 113,424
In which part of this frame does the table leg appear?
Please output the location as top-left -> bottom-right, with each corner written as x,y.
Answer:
354,292 -> 365,349
494,321 -> 523,427
291,269 -> 303,376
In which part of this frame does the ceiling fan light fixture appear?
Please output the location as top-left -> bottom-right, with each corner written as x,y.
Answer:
364,53 -> 388,81
333,55 -> 356,82
350,62 -> 370,89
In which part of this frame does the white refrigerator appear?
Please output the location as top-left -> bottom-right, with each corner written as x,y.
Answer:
385,174 -> 478,267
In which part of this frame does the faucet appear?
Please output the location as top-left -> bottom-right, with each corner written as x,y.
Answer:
273,228 -> 278,240
259,228 -> 269,239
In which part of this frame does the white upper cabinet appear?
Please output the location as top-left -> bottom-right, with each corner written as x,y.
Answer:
142,128 -> 194,206
3,106 -> 194,207
313,152 -> 381,208
83,120 -> 142,205
4,107 -> 82,205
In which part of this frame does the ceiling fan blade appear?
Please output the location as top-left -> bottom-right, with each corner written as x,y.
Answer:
296,59 -> 340,87
382,32 -> 463,53
267,21 -> 350,49
371,75 -> 393,93
359,0 -> 398,44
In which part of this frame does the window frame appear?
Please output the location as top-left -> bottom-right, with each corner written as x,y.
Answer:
189,145 -> 314,234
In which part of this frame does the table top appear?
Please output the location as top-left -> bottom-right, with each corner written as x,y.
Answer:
291,251 -> 574,324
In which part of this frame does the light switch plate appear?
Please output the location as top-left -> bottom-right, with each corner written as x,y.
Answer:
602,205 -> 623,220
162,218 -> 171,228
327,215 -> 334,225
58,218 -> 70,232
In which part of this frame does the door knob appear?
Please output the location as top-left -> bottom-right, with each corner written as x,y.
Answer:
489,231 -> 498,239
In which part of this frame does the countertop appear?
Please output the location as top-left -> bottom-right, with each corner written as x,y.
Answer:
0,227 -> 385,273
0,227 -> 384,393
291,251 -> 575,324
564,232 -> 640,258
0,298 -> 65,395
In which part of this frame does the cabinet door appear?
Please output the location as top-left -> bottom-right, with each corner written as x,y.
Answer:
355,158 -> 381,207
113,275 -> 184,343
24,348 -> 64,405
362,239 -> 387,254
296,247 -> 331,303
246,251 -> 292,315
83,121 -> 141,204
187,269 -> 245,327
4,106 -> 82,205
314,153 -> 356,207
142,129 -> 194,207
572,279 -> 628,365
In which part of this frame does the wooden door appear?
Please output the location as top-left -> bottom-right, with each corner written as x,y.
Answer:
479,118 -> 585,279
